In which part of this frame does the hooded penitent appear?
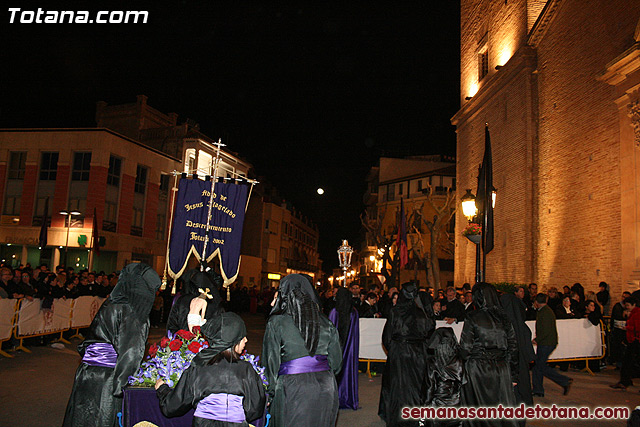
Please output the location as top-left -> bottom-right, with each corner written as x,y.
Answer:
333,287 -> 353,349
429,327 -> 461,374
62,263 -> 161,427
203,312 -> 246,354
109,263 -> 162,321
379,281 -> 435,426
270,273 -> 321,356
427,326 -> 464,411
500,292 -> 535,406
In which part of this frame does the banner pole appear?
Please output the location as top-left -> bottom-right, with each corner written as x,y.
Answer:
162,172 -> 179,292
201,139 -> 225,271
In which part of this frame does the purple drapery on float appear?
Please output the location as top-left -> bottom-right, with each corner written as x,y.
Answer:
329,308 -> 360,410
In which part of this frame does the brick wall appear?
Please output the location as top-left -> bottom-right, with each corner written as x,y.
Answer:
117,174 -> 135,234
143,183 -> 159,239
86,165 -> 108,225
460,0 -> 530,104
455,84 -> 537,284
19,164 -> 37,226
532,0 -> 640,296
455,0 -> 640,296
51,165 -> 70,228
0,164 -> 6,215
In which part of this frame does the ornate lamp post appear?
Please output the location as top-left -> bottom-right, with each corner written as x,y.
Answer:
337,239 -> 353,287
59,209 -> 81,268
460,186 -> 497,284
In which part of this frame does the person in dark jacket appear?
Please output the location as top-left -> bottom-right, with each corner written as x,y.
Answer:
441,286 -> 465,324
583,300 -> 602,326
611,297 -> 640,390
596,282 -> 611,315
610,291 -> 631,367
555,296 -> 577,319
156,312 -> 266,426
63,263 -> 162,427
531,293 -> 572,397
359,292 -> 380,318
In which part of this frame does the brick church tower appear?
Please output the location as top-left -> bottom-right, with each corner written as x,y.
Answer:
452,0 -> 640,297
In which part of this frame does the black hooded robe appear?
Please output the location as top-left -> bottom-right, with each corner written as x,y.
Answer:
460,284 -> 518,427
157,360 -> 266,427
499,293 -> 535,408
62,263 -> 161,427
427,327 -> 464,427
262,274 -> 343,427
157,313 -> 266,427
378,283 -> 435,427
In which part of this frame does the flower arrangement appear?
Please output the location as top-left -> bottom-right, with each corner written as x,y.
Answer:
128,329 -> 208,388
462,223 -> 482,236
240,353 -> 268,390
128,328 -> 269,390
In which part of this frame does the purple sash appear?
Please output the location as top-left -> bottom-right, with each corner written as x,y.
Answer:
194,393 -> 245,423
82,342 -> 118,368
278,355 -> 330,375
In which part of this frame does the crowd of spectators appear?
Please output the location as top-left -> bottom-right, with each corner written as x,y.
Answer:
0,263 -> 117,302
510,281 -> 608,326
316,282 -> 478,322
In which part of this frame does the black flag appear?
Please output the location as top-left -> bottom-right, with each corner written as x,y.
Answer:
38,197 -> 49,249
477,125 -> 494,253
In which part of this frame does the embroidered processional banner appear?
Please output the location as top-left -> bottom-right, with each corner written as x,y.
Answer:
167,178 -> 250,284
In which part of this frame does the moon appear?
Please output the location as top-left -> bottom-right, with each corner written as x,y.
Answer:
317,188 -> 325,195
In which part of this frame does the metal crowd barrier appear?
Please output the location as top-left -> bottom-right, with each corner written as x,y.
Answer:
0,296 -> 105,358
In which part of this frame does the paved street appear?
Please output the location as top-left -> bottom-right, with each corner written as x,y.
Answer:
0,314 -> 638,426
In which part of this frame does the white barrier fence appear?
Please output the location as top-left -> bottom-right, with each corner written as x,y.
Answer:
0,297 -> 106,356
0,299 -> 17,342
359,318 -> 603,361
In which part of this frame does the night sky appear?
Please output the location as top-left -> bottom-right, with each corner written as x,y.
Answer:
1,1 -> 460,270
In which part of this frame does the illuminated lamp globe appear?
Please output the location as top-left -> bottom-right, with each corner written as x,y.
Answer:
461,189 -> 477,220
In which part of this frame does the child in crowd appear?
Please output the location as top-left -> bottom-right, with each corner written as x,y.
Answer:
156,312 -> 266,426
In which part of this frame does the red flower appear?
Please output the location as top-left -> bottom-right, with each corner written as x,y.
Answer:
169,339 -> 183,351
160,337 -> 170,348
176,329 -> 195,340
148,343 -> 159,358
192,326 -> 201,336
187,341 -> 202,353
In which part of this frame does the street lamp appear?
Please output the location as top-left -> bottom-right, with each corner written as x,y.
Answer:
461,184 -> 497,284
461,189 -> 477,221
60,210 -> 81,268
337,239 -> 353,287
